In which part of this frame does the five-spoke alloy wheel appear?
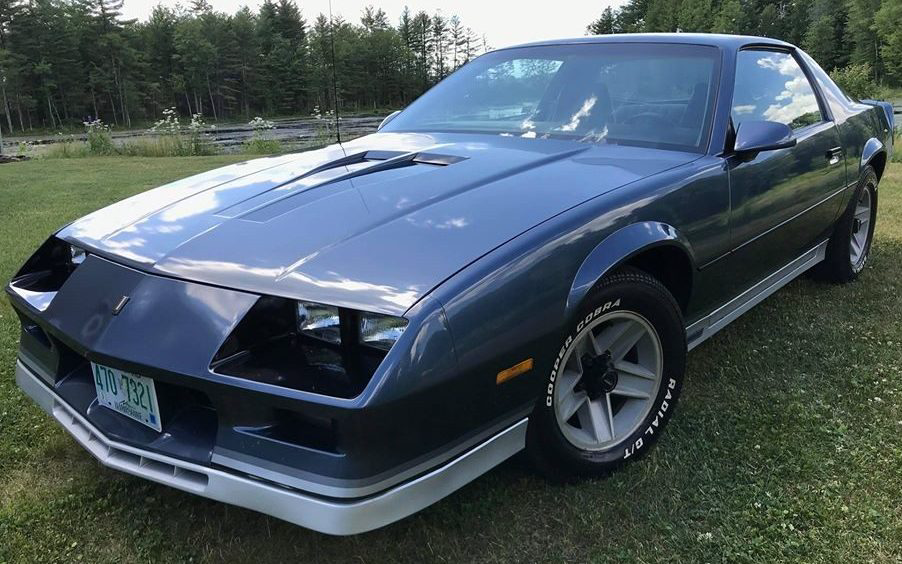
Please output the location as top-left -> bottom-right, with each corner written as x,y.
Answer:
553,311 -> 663,452
528,267 -> 686,480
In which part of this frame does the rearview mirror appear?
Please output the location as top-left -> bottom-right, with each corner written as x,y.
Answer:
378,110 -> 401,131
734,120 -> 796,155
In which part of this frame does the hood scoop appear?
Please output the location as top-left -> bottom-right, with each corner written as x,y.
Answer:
216,150 -> 467,222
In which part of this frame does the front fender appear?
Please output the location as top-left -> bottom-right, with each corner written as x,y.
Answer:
565,221 -> 695,319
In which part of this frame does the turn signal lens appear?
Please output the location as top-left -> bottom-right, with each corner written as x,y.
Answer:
297,302 -> 341,344
359,313 -> 408,351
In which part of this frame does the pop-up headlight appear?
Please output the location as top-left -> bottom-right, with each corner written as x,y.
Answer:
213,298 -> 407,398
297,302 -> 341,344
8,237 -> 88,311
359,312 -> 408,351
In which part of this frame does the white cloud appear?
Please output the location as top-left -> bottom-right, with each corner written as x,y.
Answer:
755,54 -> 819,125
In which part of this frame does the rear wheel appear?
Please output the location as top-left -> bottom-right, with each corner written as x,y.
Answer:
527,267 -> 686,480
815,166 -> 878,283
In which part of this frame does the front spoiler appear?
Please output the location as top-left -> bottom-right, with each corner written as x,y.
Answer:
16,359 -> 527,535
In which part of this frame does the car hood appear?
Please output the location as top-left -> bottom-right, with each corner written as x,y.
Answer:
59,132 -> 698,315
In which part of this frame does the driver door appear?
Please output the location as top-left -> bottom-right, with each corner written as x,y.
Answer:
726,49 -> 847,288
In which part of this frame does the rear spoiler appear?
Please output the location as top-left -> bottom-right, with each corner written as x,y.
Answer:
860,99 -> 896,156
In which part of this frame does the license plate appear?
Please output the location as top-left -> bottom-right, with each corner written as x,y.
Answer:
92,363 -> 162,432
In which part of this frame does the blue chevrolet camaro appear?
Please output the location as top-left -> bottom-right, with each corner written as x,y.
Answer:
7,34 -> 895,534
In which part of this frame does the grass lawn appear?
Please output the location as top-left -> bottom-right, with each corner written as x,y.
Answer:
1,157 -> 901,563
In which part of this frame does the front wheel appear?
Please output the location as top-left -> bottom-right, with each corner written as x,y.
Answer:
527,267 -> 686,480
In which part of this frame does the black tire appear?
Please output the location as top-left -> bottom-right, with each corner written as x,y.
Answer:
526,267 -> 686,481
814,166 -> 878,283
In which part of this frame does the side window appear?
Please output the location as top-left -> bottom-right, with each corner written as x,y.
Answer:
732,50 -> 823,131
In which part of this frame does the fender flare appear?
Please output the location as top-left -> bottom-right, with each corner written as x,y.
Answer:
860,138 -> 885,177
565,221 -> 696,319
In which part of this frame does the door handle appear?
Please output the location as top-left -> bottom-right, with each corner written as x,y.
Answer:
826,147 -> 843,166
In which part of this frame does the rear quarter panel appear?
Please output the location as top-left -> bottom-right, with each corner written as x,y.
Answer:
799,50 -> 891,188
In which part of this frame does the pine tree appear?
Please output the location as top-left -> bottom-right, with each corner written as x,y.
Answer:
875,0 -> 902,84
448,15 -> 463,69
846,0 -> 882,80
431,13 -> 447,80
461,26 -> 479,63
616,0 -> 650,32
361,5 -> 388,32
190,0 -> 211,15
711,0 -> 742,34
757,3 -> 780,38
644,0 -> 679,32
678,0 -> 712,32
588,7 -> 618,35
804,0 -> 849,70
0,0 -> 21,49
411,11 -> 432,89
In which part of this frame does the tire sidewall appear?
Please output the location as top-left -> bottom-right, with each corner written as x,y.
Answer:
850,173 -> 878,275
534,273 -> 686,474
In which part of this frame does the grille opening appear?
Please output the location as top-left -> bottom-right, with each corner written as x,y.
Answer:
214,333 -> 383,398
238,409 -> 340,454
22,317 -> 51,349
212,296 -> 384,399
15,310 -> 84,384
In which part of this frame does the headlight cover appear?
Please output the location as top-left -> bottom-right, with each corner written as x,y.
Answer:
297,302 -> 341,344
296,301 -> 408,351
359,312 -> 408,351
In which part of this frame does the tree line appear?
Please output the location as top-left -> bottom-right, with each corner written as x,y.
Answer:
587,0 -> 902,88
0,0 -> 489,134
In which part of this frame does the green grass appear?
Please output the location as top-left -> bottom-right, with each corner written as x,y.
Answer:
1,158 -> 901,563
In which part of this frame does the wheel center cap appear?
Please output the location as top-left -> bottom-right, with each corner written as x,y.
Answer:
852,217 -> 862,234
581,352 -> 619,399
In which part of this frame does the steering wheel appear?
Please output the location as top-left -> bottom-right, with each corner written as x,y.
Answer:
623,113 -> 675,128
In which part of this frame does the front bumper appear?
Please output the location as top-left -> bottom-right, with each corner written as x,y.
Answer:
16,359 -> 527,535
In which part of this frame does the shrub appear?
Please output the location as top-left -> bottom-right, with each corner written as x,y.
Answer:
15,140 -> 33,157
145,108 -> 218,156
185,113 -> 217,155
243,138 -> 283,155
831,64 -> 878,100
310,105 -> 340,146
83,119 -> 116,155
243,116 -> 282,155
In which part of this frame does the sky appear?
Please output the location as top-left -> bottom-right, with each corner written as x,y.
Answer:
121,0 -> 627,49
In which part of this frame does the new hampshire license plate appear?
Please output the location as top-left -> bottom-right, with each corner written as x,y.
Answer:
92,362 -> 162,432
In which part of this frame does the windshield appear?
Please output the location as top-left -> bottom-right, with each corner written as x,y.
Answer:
384,43 -> 721,152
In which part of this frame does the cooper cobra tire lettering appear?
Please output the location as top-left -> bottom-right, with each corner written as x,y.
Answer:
545,299 -> 621,407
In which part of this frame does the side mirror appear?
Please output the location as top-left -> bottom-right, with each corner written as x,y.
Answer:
734,120 -> 796,155
378,110 -> 401,131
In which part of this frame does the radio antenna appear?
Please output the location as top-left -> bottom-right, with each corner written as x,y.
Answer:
328,0 -> 342,143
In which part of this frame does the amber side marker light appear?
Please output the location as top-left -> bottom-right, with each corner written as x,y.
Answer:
496,358 -> 534,384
